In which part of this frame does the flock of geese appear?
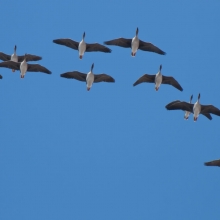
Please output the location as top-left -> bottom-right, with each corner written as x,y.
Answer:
0,28 -> 219,167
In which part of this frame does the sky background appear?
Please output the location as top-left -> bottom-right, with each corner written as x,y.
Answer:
0,0 -> 220,219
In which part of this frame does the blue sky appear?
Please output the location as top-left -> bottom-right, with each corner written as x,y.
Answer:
1,0 -> 220,219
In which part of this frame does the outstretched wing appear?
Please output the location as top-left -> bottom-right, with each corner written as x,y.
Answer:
18,54 -> 42,62
104,38 -> 132,48
139,40 -> 166,55
94,74 -> 115,83
86,43 -> 111,53
201,105 -> 220,116
165,101 -> 193,112
0,61 -> 20,70
60,71 -> 87,82
53,39 -> 79,50
204,159 -> 220,167
162,76 -> 183,91
27,64 -> 51,74
133,74 -> 155,86
0,52 -> 11,61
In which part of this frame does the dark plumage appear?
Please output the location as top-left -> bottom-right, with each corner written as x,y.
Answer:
204,159 -> 220,167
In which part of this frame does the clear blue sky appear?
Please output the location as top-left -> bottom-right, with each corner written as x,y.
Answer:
1,1 -> 220,219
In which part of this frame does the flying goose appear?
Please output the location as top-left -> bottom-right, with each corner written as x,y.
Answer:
165,93 -> 220,121
53,32 -> 111,59
104,27 -> 166,57
0,45 -> 42,72
133,65 -> 183,91
60,63 -> 115,91
204,159 -> 220,167
0,54 -> 51,78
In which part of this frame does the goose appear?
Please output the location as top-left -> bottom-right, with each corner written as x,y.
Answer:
204,159 -> 220,167
104,27 -> 166,57
0,54 -> 51,78
60,63 -> 115,91
53,32 -> 111,59
133,65 -> 183,91
0,45 -> 42,72
165,93 -> 220,121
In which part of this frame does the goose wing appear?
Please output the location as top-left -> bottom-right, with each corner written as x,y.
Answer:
201,105 -> 220,116
204,159 -> 220,167
0,75 -> 2,79
165,100 -> 181,108
104,38 -> 132,48
18,54 -> 42,62
139,40 -> 166,55
201,113 -> 212,120
27,64 -> 51,74
165,101 -> 193,112
53,39 -> 79,50
94,74 -> 115,83
0,61 -> 20,70
60,71 -> 87,82
0,52 -> 11,61
86,43 -> 111,53
162,76 -> 183,91
133,74 -> 155,86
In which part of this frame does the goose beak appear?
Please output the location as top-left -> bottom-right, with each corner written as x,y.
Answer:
83,32 -> 85,39
190,95 -> 193,103
159,64 -> 162,71
198,93 -> 200,100
14,45 -> 17,51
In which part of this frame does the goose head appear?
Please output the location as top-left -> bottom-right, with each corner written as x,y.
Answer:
82,32 -> 85,40
159,64 -> 162,71
14,45 -> 17,53
91,63 -> 94,72
198,93 -> 200,102
190,95 -> 193,103
136,27 -> 139,36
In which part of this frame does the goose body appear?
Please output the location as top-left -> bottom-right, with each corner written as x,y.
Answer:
155,68 -> 163,91
60,63 -> 115,91
86,67 -> 95,91
78,33 -> 86,59
131,28 -> 139,56
53,32 -> 111,59
193,94 -> 201,121
133,65 -> 183,91
165,93 -> 220,121
20,57 -> 28,78
0,54 -> 51,78
104,27 -> 166,56
11,45 -> 18,62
